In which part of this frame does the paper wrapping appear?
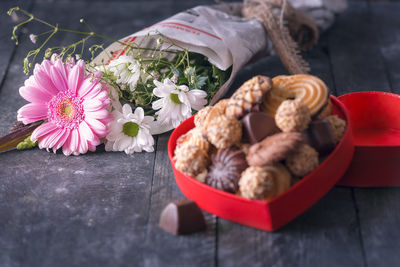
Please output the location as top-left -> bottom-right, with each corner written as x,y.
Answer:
93,1 -> 347,134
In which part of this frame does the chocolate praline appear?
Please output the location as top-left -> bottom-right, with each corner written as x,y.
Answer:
241,112 -> 280,144
205,148 -> 248,193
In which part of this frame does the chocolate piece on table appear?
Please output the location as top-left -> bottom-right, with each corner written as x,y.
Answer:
159,199 -> 206,235
241,112 -> 280,144
303,119 -> 336,156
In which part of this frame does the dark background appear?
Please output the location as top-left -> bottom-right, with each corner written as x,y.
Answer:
1,0 -> 400,266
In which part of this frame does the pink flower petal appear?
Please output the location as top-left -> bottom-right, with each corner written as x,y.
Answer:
40,60 -> 53,76
34,64 -> 58,95
82,99 -> 103,112
50,65 -> 68,92
17,103 -> 48,124
86,109 -> 111,120
54,59 -> 68,83
77,76 -> 99,97
88,142 -> 97,152
89,136 -> 101,147
55,129 -> 70,152
31,122 -> 58,142
68,61 -> 84,95
62,133 -> 73,156
78,121 -> 95,141
46,128 -> 65,151
38,131 -> 58,150
84,117 -> 107,137
82,85 -> 102,100
24,76 -> 53,100
19,85 -> 51,104
78,135 -> 88,155
70,128 -> 79,154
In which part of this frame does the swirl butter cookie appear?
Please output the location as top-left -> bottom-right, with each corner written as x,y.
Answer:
262,74 -> 329,117
225,76 -> 272,119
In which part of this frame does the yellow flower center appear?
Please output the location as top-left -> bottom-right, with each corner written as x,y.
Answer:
64,104 -> 73,115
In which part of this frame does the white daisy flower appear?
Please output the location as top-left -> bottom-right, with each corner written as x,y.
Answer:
152,78 -> 207,128
105,104 -> 155,154
108,55 -> 141,91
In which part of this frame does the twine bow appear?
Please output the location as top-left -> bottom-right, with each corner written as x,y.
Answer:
242,0 -> 319,74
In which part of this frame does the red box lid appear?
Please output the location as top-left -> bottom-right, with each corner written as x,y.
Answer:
337,91 -> 400,187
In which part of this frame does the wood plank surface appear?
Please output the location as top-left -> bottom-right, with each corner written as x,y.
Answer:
329,2 -> 400,267
0,2 -> 158,266
143,133 -> 216,267
352,3 -> 400,267
0,0 -> 400,267
0,1 -> 33,90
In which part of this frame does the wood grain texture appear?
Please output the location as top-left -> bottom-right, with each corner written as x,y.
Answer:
143,133 -> 216,267
371,2 -> 400,93
328,1 -> 391,94
351,3 -> 400,267
0,2 -> 157,267
0,0 -> 33,91
0,0 -> 400,266
329,2 -> 400,267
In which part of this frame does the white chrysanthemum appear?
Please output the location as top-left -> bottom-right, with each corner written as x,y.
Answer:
105,104 -> 155,154
108,55 -> 141,91
152,78 -> 207,128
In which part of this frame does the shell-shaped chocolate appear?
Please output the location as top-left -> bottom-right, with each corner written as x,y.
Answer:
205,148 -> 248,193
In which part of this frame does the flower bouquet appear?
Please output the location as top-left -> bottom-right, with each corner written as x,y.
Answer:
0,0 -> 346,156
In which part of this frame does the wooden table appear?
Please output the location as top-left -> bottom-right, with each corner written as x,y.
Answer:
1,0 -> 399,266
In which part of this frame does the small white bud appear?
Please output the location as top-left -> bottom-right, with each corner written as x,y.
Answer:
29,34 -> 37,44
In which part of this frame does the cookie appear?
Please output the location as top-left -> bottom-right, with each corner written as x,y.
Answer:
205,114 -> 242,149
226,76 -> 272,119
206,148 -> 248,193
194,106 -> 213,128
247,132 -> 304,166
176,128 -> 210,152
213,99 -> 230,114
315,99 -> 332,119
239,164 -> 291,200
325,115 -> 346,143
275,99 -> 311,132
174,144 -> 209,178
239,143 -> 251,156
286,144 -> 319,177
262,74 -> 329,117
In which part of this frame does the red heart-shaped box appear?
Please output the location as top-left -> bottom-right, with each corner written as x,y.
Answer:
337,91 -> 400,187
168,96 -> 354,231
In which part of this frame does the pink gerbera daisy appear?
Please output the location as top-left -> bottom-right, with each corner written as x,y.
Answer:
17,56 -> 112,156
